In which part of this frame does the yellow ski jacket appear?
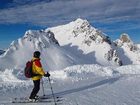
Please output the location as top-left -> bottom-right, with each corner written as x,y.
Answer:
31,57 -> 45,80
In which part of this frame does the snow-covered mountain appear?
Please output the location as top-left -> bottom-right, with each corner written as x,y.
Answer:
46,19 -> 140,66
48,18 -> 122,66
114,33 -> 140,65
0,18 -> 123,71
0,30 -> 79,70
1,18 -> 140,71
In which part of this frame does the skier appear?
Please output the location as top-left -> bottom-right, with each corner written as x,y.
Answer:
29,51 -> 50,102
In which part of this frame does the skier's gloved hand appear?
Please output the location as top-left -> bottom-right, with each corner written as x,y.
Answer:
44,72 -> 50,77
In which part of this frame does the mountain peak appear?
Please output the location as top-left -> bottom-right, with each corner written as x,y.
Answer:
50,18 -> 111,48
73,18 -> 92,31
24,30 -> 40,39
120,33 -> 132,43
74,18 -> 89,25
114,33 -> 133,47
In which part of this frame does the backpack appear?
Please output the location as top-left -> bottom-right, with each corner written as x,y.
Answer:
24,60 -> 34,78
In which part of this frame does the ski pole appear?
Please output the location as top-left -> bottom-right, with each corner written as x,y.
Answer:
41,79 -> 45,96
48,77 -> 57,105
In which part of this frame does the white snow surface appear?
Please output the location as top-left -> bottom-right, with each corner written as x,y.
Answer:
0,64 -> 140,105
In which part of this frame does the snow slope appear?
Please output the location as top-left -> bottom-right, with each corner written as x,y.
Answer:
0,30 -> 80,71
0,64 -> 140,105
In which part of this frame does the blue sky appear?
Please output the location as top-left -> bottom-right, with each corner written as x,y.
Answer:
0,0 -> 140,49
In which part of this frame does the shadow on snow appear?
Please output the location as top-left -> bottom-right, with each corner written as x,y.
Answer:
47,76 -> 121,97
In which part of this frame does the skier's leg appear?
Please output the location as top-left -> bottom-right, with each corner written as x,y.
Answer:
29,79 -> 40,99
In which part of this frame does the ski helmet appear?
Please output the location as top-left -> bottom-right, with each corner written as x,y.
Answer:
33,51 -> 41,58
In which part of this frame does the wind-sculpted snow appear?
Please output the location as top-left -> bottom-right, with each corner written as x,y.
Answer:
0,69 -> 31,94
1,64 -> 140,87
51,64 -> 140,80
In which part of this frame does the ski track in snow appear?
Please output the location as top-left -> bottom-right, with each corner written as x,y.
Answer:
0,64 -> 140,105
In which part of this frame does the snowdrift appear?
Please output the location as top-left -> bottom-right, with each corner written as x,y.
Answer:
1,64 -> 140,92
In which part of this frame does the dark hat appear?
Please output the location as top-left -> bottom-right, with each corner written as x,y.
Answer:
33,51 -> 41,58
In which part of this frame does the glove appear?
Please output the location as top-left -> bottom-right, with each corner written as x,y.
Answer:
44,72 -> 50,77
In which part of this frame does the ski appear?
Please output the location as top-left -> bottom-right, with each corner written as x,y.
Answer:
12,99 -> 62,103
12,96 -> 63,103
39,95 -> 62,99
